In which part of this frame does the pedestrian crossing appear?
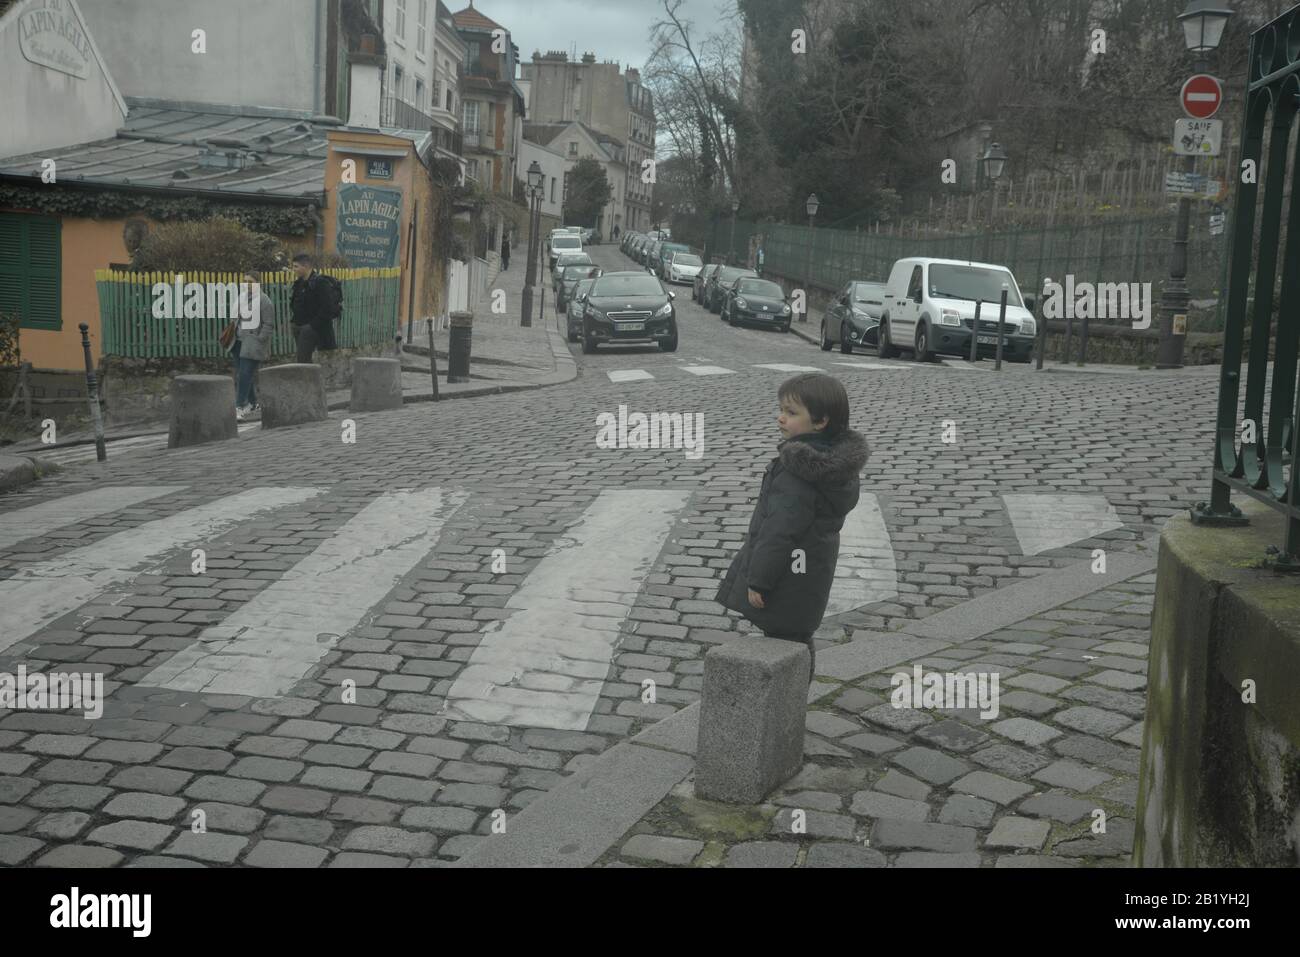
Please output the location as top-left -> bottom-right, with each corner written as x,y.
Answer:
603,359 -> 930,384
0,485 -> 1127,730
32,423 -> 263,467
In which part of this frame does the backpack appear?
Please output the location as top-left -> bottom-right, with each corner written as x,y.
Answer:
315,274 -> 343,321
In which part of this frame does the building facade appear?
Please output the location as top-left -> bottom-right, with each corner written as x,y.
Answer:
520,51 -> 654,232
524,121 -> 624,238
451,3 -> 524,197
381,0 -> 466,174
518,139 -> 564,221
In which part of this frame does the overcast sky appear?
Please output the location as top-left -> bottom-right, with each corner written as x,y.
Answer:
457,0 -> 735,74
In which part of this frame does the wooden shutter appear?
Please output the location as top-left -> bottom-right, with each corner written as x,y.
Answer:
0,214 -> 62,331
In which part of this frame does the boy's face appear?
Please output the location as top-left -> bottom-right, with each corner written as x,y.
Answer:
778,395 -> 828,440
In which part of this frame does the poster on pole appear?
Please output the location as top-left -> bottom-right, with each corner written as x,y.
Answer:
1174,119 -> 1222,156
335,184 -> 404,268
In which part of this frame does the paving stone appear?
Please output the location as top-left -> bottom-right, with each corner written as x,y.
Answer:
1112,722 -> 1146,747
850,791 -> 930,822
103,792 -> 185,821
164,831 -> 249,863
406,737 -> 469,760
192,802 -> 265,833
437,834 -> 490,859
438,761 -> 509,785
862,703 -> 933,733
1061,684 -> 1147,717
342,826 -> 436,857
1018,790 -> 1097,823
264,815 -> 334,844
370,751 -> 441,778
259,786 -> 333,814
990,717 -> 1062,747
833,687 -> 884,713
894,852 -> 983,868
158,747 -> 235,771
272,719 -> 341,741
870,819 -> 978,852
328,796 -> 402,825
21,734 -> 96,756
401,806 -> 479,832
27,783 -> 111,810
329,852 -> 409,868
938,795 -> 997,827
1032,760 -> 1112,792
184,775 -> 266,805
370,776 -> 439,803
1086,670 -> 1147,691
434,783 -> 508,808
237,735 -> 309,759
1054,706 -> 1133,737
34,845 -> 124,868
804,711 -> 863,738
447,722 -> 510,743
873,770 -> 930,801
621,833 -> 704,866
34,758 -> 114,784
985,815 -> 1051,850
301,767 -> 371,792
1005,673 -> 1072,694
804,843 -> 887,868
0,834 -> 44,865
998,690 -> 1060,717
892,747 -> 970,785
84,740 -> 166,764
914,719 -> 990,752
770,808 -> 858,840
228,757 -> 302,783
245,840 -> 330,868
724,841 -> 799,868
0,754 -> 38,776
0,806 -> 40,833
951,771 -> 1034,806
842,732 -> 905,755
88,820 -> 174,851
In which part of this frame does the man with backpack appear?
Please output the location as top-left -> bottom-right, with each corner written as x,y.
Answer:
290,253 -> 340,363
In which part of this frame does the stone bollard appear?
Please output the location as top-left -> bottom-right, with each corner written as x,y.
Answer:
447,311 -> 473,384
350,357 -> 403,412
695,637 -> 809,803
259,363 -> 327,429
168,375 -> 237,449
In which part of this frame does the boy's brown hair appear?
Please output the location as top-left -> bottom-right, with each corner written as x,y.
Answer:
778,373 -> 850,437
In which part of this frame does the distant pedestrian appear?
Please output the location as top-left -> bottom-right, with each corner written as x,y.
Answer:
714,374 -> 868,679
613,224 -> 620,240
501,233 -> 511,271
289,253 -> 337,364
756,241 -> 766,278
234,272 -> 275,421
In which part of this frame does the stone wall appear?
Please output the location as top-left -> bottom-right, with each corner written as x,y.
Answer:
101,347 -> 382,427
1134,496 -> 1300,866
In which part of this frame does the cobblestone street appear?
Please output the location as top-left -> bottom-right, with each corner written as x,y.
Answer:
0,243 -> 1222,868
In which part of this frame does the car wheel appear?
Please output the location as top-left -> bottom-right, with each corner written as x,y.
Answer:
820,320 -> 833,351
582,332 -> 597,354
781,322 -> 791,334
914,323 -> 933,363
878,317 -> 901,359
659,333 -> 678,352
840,323 -> 853,354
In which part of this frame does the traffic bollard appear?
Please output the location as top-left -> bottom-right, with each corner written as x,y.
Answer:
995,287 -> 1008,371
78,323 -> 107,462
447,311 -> 472,384
427,316 -> 440,402
970,301 -> 981,363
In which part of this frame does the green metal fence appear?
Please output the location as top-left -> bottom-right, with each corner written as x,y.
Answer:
95,268 -> 402,359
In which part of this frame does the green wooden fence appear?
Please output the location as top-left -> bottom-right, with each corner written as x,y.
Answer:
95,267 -> 402,359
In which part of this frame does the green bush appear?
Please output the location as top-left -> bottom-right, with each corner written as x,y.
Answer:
0,311 -> 18,370
131,217 -> 289,273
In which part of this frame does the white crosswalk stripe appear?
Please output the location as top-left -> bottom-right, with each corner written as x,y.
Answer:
0,486 -> 187,552
681,365 -> 735,376
443,489 -> 689,731
33,423 -> 262,466
825,494 -> 899,616
607,370 -> 655,382
752,364 -> 825,373
1002,494 -> 1124,556
831,362 -> 912,372
141,487 -> 468,698
0,487 -> 325,655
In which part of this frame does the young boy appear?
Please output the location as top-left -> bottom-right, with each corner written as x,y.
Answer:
715,373 -> 869,678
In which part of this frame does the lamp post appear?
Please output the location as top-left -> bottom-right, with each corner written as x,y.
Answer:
1157,0 -> 1234,369
520,160 -> 544,327
982,141 -> 1007,228
803,192 -> 819,322
729,198 -> 740,265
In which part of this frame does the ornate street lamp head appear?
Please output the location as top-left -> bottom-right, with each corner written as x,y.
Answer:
526,160 -> 543,191
1178,0 -> 1234,54
982,142 -> 1008,182
806,193 -> 820,218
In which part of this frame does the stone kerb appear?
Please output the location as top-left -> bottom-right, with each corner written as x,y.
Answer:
695,637 -> 810,804
260,364 -> 328,429
349,357 -> 403,412
167,375 -> 237,449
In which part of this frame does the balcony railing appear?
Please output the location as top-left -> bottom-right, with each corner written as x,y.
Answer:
380,96 -> 435,132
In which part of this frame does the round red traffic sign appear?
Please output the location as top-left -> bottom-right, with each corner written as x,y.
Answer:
1181,74 -> 1223,119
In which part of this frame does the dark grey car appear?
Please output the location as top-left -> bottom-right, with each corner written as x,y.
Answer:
821,281 -> 888,354
582,271 -> 678,354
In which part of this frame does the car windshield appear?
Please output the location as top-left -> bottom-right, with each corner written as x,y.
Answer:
590,274 -> 664,297
674,254 -> 702,266
717,267 -> 755,282
928,265 -> 1023,307
853,283 -> 886,302
557,254 -> 591,266
554,237 -> 581,249
735,279 -> 784,298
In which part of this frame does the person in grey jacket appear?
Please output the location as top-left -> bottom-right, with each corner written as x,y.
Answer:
235,272 -> 275,420
714,373 -> 869,678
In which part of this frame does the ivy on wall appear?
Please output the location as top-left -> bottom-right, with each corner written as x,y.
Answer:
0,183 -> 318,235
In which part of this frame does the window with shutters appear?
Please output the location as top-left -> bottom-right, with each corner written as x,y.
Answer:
0,214 -> 61,332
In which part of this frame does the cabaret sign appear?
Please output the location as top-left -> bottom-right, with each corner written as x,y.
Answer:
18,0 -> 93,80
335,184 -> 403,268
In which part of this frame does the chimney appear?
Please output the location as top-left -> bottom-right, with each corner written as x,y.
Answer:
581,52 -> 596,64
348,35 -> 385,128
626,67 -> 640,83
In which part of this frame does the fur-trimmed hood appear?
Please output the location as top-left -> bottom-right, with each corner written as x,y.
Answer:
777,428 -> 869,515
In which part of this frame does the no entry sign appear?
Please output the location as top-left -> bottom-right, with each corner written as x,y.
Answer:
1181,74 -> 1223,119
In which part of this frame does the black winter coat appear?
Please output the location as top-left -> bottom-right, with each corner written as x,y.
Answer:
290,273 -> 338,350
715,428 -> 870,635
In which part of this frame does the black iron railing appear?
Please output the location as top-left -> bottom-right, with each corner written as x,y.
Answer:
1193,3 -> 1300,567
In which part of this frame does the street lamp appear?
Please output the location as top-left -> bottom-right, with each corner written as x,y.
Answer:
729,198 -> 740,265
521,160 -> 543,327
1157,0 -> 1234,369
982,142 -> 1008,225
803,193 -> 819,322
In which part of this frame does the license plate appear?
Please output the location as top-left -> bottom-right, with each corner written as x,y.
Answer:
616,322 -> 645,332
976,335 -> 1002,345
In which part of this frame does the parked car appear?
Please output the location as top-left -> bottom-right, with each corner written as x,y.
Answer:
721,277 -> 793,332
552,252 -> 593,292
558,264 -> 602,312
878,257 -> 1037,363
693,263 -> 721,303
567,277 -> 599,342
656,243 -> 692,279
820,281 -> 888,354
548,232 -> 583,270
704,266 -> 758,313
666,251 -> 703,286
581,270 -> 678,354
644,240 -> 663,271
581,227 -> 598,244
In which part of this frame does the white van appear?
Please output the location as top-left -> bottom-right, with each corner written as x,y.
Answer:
878,257 -> 1037,363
